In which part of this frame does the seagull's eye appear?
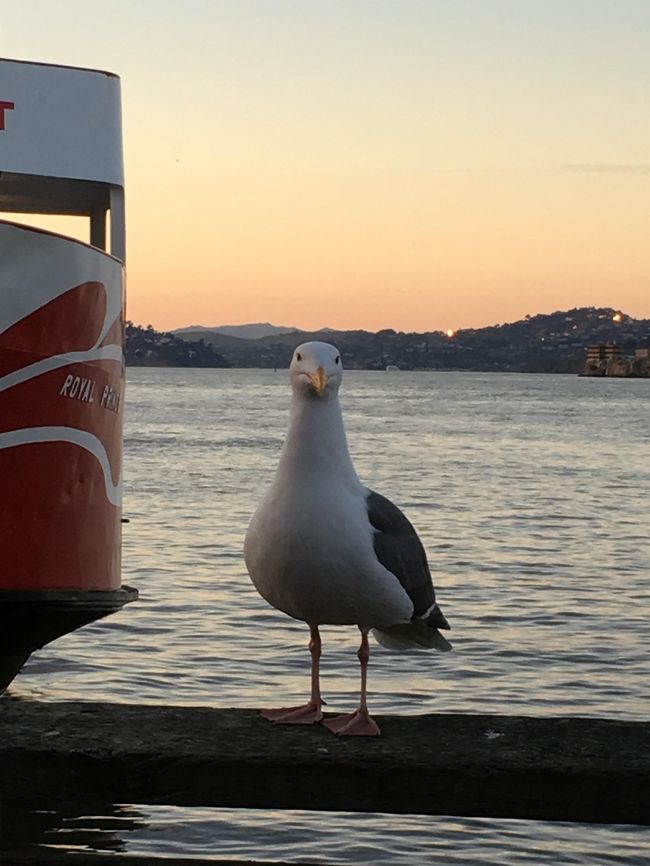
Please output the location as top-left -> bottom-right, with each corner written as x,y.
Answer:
335,356 -> 340,365
296,352 -> 302,362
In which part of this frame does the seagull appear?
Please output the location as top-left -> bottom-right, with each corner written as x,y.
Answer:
244,341 -> 451,736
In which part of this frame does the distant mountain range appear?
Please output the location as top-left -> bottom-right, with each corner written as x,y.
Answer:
175,307 -> 650,373
172,322 -> 342,340
173,322 -> 299,340
129,307 -> 650,374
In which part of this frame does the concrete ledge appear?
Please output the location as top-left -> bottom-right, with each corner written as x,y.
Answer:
1,701 -> 648,824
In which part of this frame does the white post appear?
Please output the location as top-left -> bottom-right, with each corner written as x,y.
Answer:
109,185 -> 126,263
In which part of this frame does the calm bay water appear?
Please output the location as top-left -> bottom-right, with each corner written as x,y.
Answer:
5,368 -> 650,863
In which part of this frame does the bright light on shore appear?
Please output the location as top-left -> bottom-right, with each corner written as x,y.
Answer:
446,328 -> 456,338
612,312 -> 623,323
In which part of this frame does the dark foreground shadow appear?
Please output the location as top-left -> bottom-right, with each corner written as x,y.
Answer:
0,800 -> 142,857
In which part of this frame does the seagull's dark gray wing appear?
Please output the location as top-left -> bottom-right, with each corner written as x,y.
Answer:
366,489 -> 449,629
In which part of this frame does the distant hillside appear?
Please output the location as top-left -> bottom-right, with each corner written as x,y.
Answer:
125,322 -> 231,367
174,307 -> 650,373
173,322 -> 298,340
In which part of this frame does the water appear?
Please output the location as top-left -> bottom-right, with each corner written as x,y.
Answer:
3,369 -> 650,862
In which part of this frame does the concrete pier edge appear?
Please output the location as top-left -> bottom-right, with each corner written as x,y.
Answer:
1,701 -> 648,825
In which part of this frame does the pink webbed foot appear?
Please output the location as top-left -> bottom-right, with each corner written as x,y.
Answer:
323,709 -> 381,737
261,702 -> 324,725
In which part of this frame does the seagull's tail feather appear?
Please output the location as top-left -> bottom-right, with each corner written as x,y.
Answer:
373,602 -> 451,651
372,620 -> 452,652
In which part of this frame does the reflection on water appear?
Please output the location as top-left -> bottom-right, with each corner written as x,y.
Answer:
2,803 -> 649,865
0,801 -> 144,856
3,370 -> 649,862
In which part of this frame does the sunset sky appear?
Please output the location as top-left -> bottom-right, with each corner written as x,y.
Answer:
3,1 -> 650,332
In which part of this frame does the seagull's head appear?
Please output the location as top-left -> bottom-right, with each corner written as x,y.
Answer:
289,341 -> 343,399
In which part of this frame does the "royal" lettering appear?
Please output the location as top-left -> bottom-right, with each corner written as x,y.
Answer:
60,374 -> 96,403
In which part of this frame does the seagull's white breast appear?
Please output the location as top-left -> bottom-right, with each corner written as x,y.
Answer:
245,476 -> 413,627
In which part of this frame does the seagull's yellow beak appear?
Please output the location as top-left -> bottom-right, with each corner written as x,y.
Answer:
308,367 -> 328,396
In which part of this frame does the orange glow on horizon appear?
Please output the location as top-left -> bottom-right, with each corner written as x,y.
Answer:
5,208 -> 649,334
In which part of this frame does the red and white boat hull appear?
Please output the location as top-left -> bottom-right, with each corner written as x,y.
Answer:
0,221 -> 136,691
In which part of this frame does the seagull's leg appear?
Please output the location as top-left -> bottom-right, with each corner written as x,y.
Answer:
261,624 -> 325,724
323,628 -> 381,736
